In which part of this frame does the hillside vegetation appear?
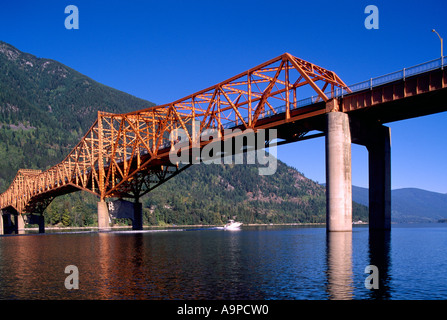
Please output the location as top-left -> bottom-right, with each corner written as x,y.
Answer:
0,41 -> 154,189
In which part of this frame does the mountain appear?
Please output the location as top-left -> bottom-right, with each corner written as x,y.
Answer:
138,160 -> 369,226
44,159 -> 369,227
352,186 -> 447,223
0,41 -> 155,190
0,40 -> 368,227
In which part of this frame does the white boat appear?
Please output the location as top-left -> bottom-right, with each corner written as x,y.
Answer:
224,219 -> 242,230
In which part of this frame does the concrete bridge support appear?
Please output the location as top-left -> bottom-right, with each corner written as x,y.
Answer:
325,111 -> 352,232
27,214 -> 46,233
2,213 -> 13,234
132,201 -> 143,231
15,214 -> 25,234
327,109 -> 392,233
98,201 -> 110,231
367,126 -> 391,231
350,119 -> 392,231
1,213 -> 26,234
103,198 -> 143,230
325,110 -> 391,232
37,215 -> 45,234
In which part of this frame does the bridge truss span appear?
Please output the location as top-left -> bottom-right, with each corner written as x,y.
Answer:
0,53 -> 349,223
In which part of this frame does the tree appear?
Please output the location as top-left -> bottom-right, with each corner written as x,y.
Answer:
61,209 -> 71,226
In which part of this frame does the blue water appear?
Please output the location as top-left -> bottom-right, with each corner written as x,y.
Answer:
0,224 -> 446,300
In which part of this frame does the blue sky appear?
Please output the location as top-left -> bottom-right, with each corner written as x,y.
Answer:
1,0 -> 446,193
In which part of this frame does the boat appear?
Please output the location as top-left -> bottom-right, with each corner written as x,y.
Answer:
224,219 -> 242,230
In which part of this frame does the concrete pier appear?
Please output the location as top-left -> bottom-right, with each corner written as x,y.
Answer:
351,119 -> 392,231
38,214 -> 45,233
367,126 -> 391,231
325,111 -> 352,232
132,201 -> 143,230
28,214 -> 45,233
98,201 -> 110,230
2,213 -> 13,234
15,214 -> 25,234
36,214 -> 45,234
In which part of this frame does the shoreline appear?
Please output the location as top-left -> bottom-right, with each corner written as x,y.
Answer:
23,221 -> 371,231
21,221 -> 447,232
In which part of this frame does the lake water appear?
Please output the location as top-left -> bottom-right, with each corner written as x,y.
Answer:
0,224 -> 446,300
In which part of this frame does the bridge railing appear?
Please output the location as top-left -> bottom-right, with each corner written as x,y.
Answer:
241,56 -> 447,124
334,56 -> 446,98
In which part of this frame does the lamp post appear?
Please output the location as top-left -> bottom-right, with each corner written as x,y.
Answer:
432,29 -> 444,66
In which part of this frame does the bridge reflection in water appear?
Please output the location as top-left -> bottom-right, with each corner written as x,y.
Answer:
325,228 -> 391,300
367,230 -> 392,300
326,231 -> 353,299
0,227 -> 397,299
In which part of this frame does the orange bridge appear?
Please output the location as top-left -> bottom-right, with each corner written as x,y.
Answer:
1,53 -> 446,234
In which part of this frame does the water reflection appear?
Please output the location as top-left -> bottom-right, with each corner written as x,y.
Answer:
367,230 -> 392,299
326,232 -> 353,300
325,228 -> 393,300
72,230 -> 251,299
0,226 -> 402,300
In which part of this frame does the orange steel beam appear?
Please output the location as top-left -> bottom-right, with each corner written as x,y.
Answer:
0,53 -> 348,214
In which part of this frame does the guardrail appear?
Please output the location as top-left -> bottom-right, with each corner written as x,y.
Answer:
255,56 -> 446,123
333,56 -> 445,98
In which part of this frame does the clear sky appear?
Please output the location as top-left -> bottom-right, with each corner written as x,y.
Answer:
1,0 -> 446,193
